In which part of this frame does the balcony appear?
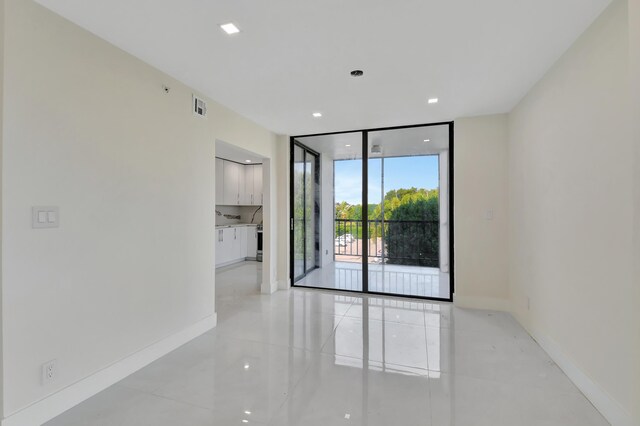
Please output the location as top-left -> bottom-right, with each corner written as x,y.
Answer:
334,218 -> 439,267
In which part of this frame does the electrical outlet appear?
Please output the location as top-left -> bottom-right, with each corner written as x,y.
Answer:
42,360 -> 57,385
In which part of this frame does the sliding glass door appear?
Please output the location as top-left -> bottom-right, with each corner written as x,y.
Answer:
292,143 -> 320,281
290,123 -> 453,301
367,126 -> 450,298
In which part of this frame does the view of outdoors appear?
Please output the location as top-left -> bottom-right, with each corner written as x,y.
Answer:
334,155 -> 440,267
291,124 -> 450,299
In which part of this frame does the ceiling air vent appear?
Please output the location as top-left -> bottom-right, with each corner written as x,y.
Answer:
193,95 -> 207,118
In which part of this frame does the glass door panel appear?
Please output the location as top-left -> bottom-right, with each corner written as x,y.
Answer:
291,123 -> 451,301
367,125 -> 451,299
305,152 -> 317,273
291,132 -> 363,292
292,145 -> 306,281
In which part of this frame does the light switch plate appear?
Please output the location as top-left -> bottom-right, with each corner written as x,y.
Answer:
32,206 -> 59,229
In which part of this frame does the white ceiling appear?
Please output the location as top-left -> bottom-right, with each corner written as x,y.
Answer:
297,124 -> 450,160
36,0 -> 611,136
216,140 -> 264,164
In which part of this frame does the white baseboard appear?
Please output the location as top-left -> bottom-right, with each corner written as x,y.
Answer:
261,280 -> 278,294
2,314 -> 217,426
453,294 -> 511,311
277,278 -> 290,290
528,328 -> 635,426
215,258 -> 247,269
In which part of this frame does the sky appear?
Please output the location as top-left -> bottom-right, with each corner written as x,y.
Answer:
334,155 -> 439,205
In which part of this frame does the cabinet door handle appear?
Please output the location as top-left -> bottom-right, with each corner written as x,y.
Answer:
234,228 -> 237,239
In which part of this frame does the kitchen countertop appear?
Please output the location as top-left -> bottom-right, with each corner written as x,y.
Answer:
215,223 -> 259,229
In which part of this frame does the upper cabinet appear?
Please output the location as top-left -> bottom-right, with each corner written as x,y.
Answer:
253,165 -> 263,205
244,164 -> 263,206
216,159 -> 263,206
222,160 -> 241,205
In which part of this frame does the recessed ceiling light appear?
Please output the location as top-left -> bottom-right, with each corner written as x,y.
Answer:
312,112 -> 322,118
245,160 -> 252,163
244,411 -> 252,415
244,364 -> 250,369
345,144 -> 351,147
423,139 -> 430,142
220,22 -> 240,35
428,98 -> 439,104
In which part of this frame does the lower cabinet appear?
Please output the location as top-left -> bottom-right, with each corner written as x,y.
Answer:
246,227 -> 257,259
215,225 -> 257,267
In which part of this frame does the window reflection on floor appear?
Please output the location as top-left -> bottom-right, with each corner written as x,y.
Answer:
329,297 -> 442,377
296,261 -> 450,299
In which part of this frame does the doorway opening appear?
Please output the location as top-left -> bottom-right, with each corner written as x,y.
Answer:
289,122 -> 454,301
215,140 -> 266,302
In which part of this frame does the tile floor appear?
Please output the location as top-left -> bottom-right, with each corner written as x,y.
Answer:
296,261 -> 451,299
46,261 -> 608,426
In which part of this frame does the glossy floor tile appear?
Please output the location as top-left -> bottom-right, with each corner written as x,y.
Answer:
45,262 -> 608,426
296,261 -> 450,299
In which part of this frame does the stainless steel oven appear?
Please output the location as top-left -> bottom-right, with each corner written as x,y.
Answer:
256,225 -> 263,262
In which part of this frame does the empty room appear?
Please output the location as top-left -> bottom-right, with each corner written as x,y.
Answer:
0,0 -> 638,425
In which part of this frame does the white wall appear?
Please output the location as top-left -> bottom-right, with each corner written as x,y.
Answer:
453,115 -> 509,310
276,135 -> 290,289
629,0 -> 640,423
508,1 -> 635,424
0,0 -> 5,418
0,0 -> 280,424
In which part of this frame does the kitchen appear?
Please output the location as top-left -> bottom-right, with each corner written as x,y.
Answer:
215,141 -> 264,296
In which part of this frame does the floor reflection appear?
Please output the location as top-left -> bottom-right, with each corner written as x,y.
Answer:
296,261 -> 450,298
46,263 -> 608,426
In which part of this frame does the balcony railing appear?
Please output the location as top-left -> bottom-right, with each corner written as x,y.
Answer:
335,219 -> 439,267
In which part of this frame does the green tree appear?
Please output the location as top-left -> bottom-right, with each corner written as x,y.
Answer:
334,188 -> 441,263
386,197 -> 439,267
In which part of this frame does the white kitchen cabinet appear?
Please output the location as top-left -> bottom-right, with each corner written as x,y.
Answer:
235,226 -> 247,258
217,159 -> 263,206
215,228 -> 228,266
253,164 -> 263,205
246,226 -> 258,259
215,158 -> 224,204
216,225 -> 252,267
225,227 -> 236,262
223,161 -> 241,205
243,164 -> 263,205
238,166 -> 245,205
243,166 -> 254,205
228,226 -> 242,262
